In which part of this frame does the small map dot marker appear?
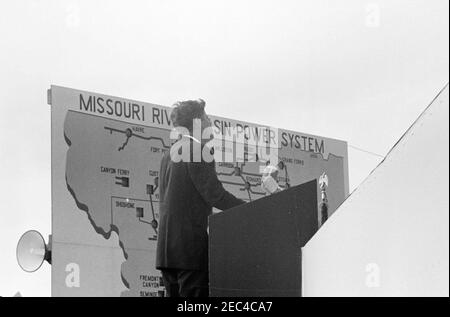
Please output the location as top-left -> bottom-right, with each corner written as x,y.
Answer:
125,128 -> 132,138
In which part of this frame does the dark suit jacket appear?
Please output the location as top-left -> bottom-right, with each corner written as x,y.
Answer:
156,136 -> 245,271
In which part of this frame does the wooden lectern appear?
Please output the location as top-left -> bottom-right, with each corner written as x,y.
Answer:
208,179 -> 318,297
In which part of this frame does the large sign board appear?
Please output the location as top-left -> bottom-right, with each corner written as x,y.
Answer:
49,85 -> 349,296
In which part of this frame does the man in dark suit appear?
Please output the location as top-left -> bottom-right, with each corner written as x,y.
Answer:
156,99 -> 245,297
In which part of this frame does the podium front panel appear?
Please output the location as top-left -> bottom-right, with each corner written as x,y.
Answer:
209,179 -> 318,297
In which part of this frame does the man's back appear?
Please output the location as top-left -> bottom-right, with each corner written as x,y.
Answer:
156,137 -> 244,271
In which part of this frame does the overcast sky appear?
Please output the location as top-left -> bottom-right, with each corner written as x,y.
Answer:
0,0 -> 448,296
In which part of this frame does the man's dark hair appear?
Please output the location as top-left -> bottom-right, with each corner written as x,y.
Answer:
170,99 -> 206,131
